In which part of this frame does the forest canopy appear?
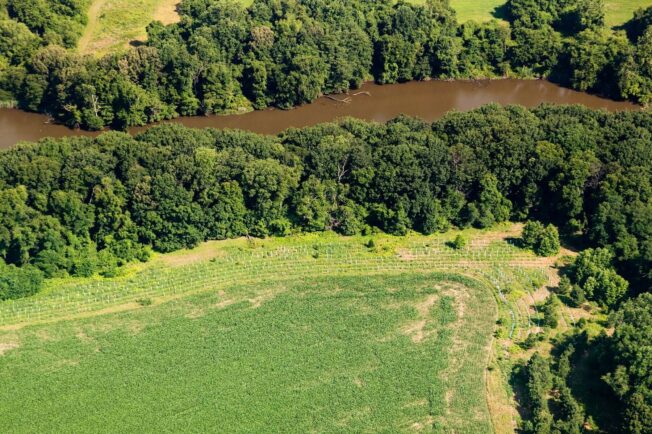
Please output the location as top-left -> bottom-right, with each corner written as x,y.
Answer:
0,105 -> 650,299
0,0 -> 651,129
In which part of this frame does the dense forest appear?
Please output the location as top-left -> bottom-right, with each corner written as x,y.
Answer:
2,105 -> 649,295
0,0 -> 651,129
1,104 -> 650,431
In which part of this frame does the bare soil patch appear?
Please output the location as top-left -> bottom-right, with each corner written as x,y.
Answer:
0,342 -> 19,356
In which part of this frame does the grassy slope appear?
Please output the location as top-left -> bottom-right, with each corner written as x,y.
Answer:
78,0 -> 181,55
0,224 -> 582,433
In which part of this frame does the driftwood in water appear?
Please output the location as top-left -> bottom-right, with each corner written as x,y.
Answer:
352,91 -> 371,96
326,95 -> 352,103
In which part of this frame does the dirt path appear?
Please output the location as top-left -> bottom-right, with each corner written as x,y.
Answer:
78,0 -> 106,54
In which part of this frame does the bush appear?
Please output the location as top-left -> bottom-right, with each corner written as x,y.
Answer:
136,298 -> 153,307
569,248 -> 628,308
541,294 -> 561,328
451,234 -> 468,250
0,260 -> 43,301
522,221 -> 560,256
569,285 -> 586,307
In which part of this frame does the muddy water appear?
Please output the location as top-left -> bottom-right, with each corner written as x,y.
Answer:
0,79 -> 638,149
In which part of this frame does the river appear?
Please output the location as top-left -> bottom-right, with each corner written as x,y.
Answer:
0,79 -> 638,149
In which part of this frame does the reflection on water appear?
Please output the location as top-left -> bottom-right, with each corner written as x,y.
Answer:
0,79 -> 638,149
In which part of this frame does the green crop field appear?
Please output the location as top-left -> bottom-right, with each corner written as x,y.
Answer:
0,224 -> 576,433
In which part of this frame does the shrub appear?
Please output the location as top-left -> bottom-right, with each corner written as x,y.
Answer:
522,221 -> 560,256
451,234 -> 468,250
136,298 -> 153,307
0,260 -> 43,301
540,294 -> 561,328
570,248 -> 628,308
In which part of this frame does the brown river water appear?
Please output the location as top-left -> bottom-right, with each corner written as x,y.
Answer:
0,79 -> 638,149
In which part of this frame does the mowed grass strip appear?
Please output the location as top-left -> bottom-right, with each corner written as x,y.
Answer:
0,273 -> 495,433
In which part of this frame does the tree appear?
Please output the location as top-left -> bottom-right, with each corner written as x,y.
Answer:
522,221 -> 560,256
541,294 -> 560,328
476,173 -> 512,228
604,294 -> 652,434
0,258 -> 43,300
570,248 -> 629,308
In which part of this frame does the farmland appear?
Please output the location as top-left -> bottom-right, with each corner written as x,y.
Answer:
0,224 -> 569,433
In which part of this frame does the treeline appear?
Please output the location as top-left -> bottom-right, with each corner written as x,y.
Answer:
0,0 -> 651,129
0,105 -> 650,296
519,293 -> 652,434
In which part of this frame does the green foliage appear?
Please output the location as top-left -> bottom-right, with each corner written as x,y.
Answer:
540,293 -> 561,328
451,234 -> 468,250
6,0 -> 89,48
0,105 -> 649,306
519,345 -> 586,434
0,258 -> 42,300
521,353 -> 554,434
570,248 -> 629,308
625,5 -> 652,42
1,0 -> 651,128
522,221 -> 560,256
604,294 -> 652,434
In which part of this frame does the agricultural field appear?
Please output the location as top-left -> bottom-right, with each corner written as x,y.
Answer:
0,224 -> 577,433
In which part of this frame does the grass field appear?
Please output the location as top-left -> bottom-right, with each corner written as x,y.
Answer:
444,0 -> 652,25
78,0 -> 182,55
604,0 -> 652,26
0,224 -> 579,433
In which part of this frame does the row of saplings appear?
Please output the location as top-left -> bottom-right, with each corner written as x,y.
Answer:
0,220 -> 628,306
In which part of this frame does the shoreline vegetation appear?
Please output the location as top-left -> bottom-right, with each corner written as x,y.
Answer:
0,77 -> 642,138
0,0 -> 651,131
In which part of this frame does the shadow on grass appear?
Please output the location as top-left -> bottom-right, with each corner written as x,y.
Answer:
509,363 -> 531,427
567,342 -> 622,431
492,3 -> 510,21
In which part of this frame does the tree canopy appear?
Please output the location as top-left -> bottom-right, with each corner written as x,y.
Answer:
0,0 -> 651,129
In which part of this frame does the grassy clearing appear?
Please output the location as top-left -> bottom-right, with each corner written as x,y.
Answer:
0,224 -> 576,432
78,0 -> 181,55
604,0 -> 652,27
448,0 -> 507,23
410,0 -> 651,26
